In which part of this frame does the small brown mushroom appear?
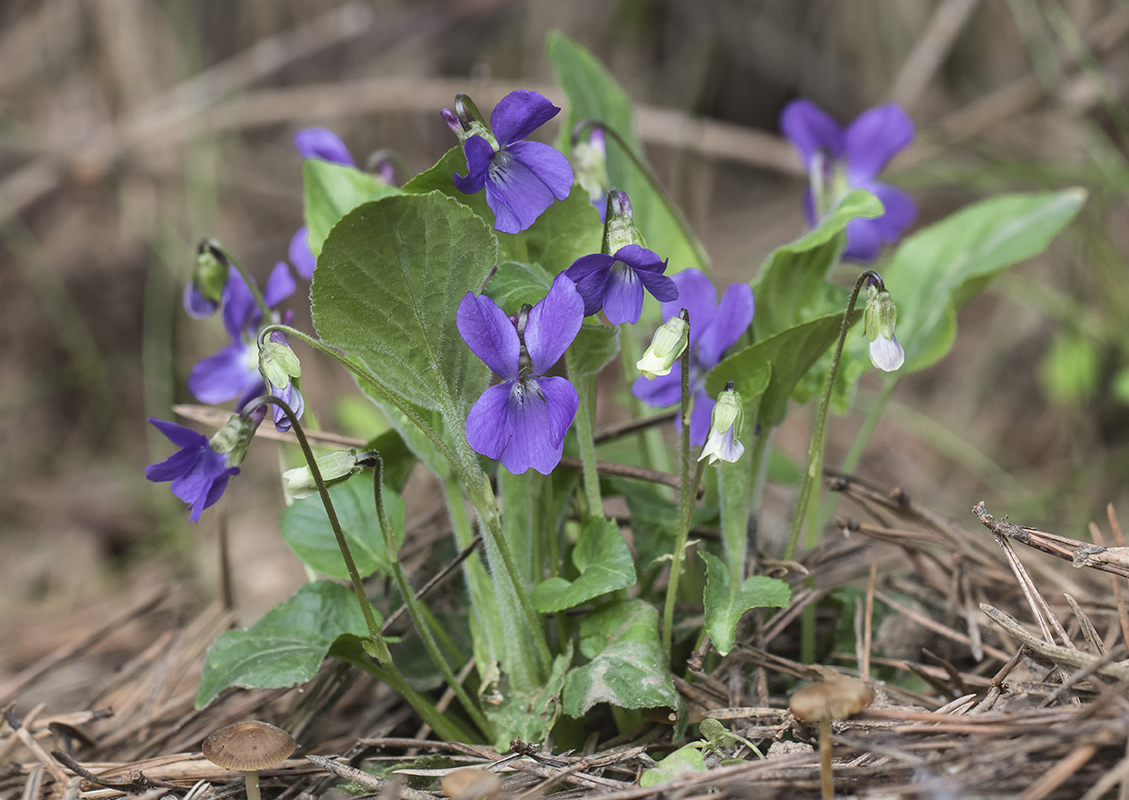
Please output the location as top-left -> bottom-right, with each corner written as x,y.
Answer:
440,767 -> 502,800
202,720 -> 297,800
789,677 -> 874,799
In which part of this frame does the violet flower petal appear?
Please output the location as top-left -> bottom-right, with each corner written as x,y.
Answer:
661,269 -> 717,349
263,262 -> 296,308
505,141 -> 573,201
864,181 -> 917,242
289,226 -> 316,280
457,292 -> 521,380
842,217 -> 882,262
466,381 -> 515,463
183,283 -> 219,319
780,99 -> 843,167
222,269 -> 256,338
453,135 -> 493,195
149,418 -> 208,449
484,151 -> 560,234
524,274 -> 583,375
293,128 -> 355,166
188,342 -> 258,404
631,370 -> 682,408
564,253 -> 614,316
490,90 -> 561,147
505,375 -> 578,474
697,282 -> 754,368
601,263 -> 644,325
843,104 -> 914,183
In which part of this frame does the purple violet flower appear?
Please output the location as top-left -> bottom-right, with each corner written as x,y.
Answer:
187,262 -> 300,432
564,244 -> 678,325
780,100 -> 916,261
632,269 -> 754,446
457,273 -> 584,474
289,127 -> 355,280
448,90 -> 574,234
145,419 -> 241,522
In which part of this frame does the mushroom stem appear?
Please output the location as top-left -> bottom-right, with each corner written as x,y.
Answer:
245,770 -> 261,800
818,717 -> 833,799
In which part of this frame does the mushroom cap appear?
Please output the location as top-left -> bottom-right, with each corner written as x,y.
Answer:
789,677 -> 875,722
201,721 -> 297,771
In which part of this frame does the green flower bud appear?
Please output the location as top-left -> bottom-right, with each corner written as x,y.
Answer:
282,449 -> 365,500
259,334 -> 302,391
637,314 -> 690,379
606,190 -> 646,253
699,384 -> 744,465
193,239 -> 229,304
863,283 -> 904,372
209,411 -> 260,468
444,94 -> 499,150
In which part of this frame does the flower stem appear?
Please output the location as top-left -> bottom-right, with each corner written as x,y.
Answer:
662,320 -> 703,657
784,270 -> 881,561
572,371 -> 603,520
573,120 -> 709,269
247,396 -> 467,742
215,242 -> 272,321
369,458 -> 493,739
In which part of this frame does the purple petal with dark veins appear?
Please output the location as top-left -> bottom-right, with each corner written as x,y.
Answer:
490,91 -> 561,147
524,273 -> 583,375
564,253 -> 614,316
501,376 -> 578,474
457,292 -> 520,380
484,151 -> 558,234
466,381 -> 515,463
843,104 -> 914,183
601,261 -> 644,325
506,141 -> 573,201
293,128 -> 355,166
696,282 -> 754,369
289,226 -> 316,280
780,99 -> 844,167
453,135 -> 493,195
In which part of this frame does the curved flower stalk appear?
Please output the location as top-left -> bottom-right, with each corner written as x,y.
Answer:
633,269 -> 754,446
187,262 -> 302,432
446,90 -> 573,234
780,100 -> 916,261
457,273 -> 584,474
145,411 -> 263,522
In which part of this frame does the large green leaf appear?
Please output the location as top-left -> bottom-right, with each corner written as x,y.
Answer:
567,322 -> 620,378
562,598 -> 677,716
196,581 -> 371,707
752,190 -> 882,341
484,260 -> 553,312
885,189 -> 1085,372
708,310 -> 854,428
311,192 -> 496,419
547,31 -> 707,272
304,160 -> 401,257
280,474 -> 405,580
701,552 -> 790,656
532,518 -> 636,613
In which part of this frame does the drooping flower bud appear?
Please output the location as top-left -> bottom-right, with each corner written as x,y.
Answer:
572,127 -> 610,218
259,331 -> 302,391
184,239 -> 230,318
209,409 -> 263,469
699,383 -> 744,465
605,190 -> 646,253
637,310 -> 689,379
863,282 -> 904,372
282,449 -> 367,500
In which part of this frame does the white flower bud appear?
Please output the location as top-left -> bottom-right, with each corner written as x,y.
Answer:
699,387 -> 745,465
863,284 -> 904,372
637,315 -> 689,379
282,450 -> 363,499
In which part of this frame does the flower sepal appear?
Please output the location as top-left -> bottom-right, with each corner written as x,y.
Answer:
604,190 -> 646,253
283,449 -> 369,500
863,282 -> 904,372
209,410 -> 261,468
637,313 -> 689,379
184,239 -> 230,318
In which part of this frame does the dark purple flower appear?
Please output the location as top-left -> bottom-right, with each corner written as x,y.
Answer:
632,269 -> 754,446
293,127 -> 355,166
188,262 -> 297,432
449,91 -> 574,234
780,100 -> 916,261
457,273 -> 584,474
564,244 -> 678,324
145,419 -> 240,522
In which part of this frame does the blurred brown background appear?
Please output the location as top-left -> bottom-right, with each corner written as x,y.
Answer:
2,0 -> 1127,693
